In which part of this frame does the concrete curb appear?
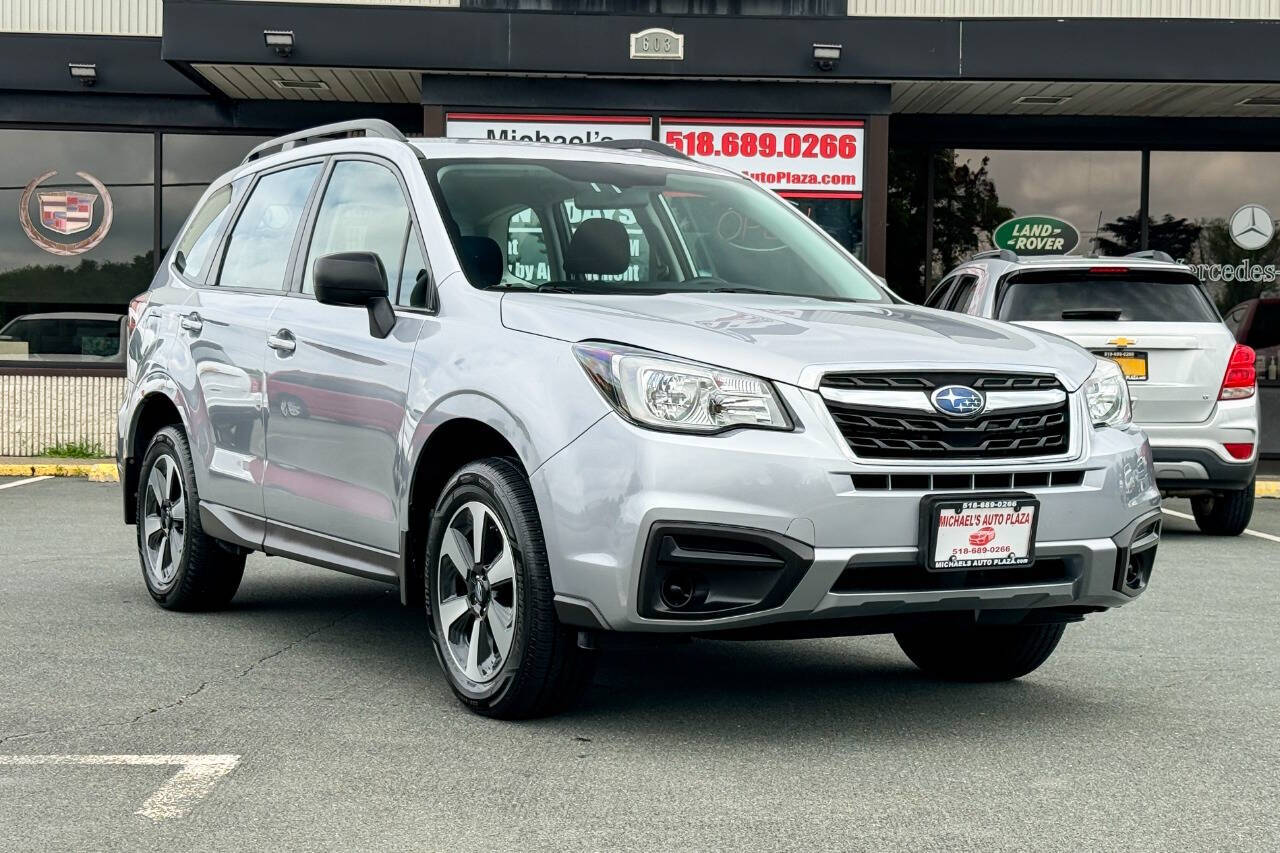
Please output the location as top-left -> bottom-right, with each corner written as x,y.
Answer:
1258,479 -> 1280,500
0,462 -> 118,482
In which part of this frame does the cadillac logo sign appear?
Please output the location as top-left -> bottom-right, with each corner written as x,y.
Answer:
630,27 -> 683,60
18,170 -> 114,256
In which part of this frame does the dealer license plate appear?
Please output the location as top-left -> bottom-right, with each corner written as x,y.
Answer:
1095,349 -> 1148,381
924,494 -> 1039,571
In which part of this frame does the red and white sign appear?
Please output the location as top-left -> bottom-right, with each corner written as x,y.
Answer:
932,499 -> 1037,569
659,117 -> 863,199
446,113 -> 651,145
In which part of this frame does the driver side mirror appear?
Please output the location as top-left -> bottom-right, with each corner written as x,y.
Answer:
313,251 -> 396,339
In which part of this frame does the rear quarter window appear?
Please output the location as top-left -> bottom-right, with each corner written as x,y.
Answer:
997,270 -> 1219,323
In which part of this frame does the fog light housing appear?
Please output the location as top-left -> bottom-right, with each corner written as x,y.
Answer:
1223,442 -> 1255,460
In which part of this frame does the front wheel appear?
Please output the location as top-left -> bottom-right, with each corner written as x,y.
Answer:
425,457 -> 593,719
894,622 -> 1066,682
137,426 -> 245,610
1191,481 -> 1255,536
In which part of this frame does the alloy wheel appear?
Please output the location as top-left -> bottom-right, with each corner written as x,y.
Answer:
437,501 -> 518,684
142,453 -> 186,591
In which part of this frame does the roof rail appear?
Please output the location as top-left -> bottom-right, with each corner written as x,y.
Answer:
241,119 -> 408,164
1125,249 -> 1175,263
587,138 -> 693,161
971,248 -> 1019,263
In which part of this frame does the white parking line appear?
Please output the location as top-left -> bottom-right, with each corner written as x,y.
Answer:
1162,508 -> 1280,544
0,475 -> 52,490
0,754 -> 241,820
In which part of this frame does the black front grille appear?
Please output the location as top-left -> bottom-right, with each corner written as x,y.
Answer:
821,372 -> 1063,392
822,372 -> 1071,461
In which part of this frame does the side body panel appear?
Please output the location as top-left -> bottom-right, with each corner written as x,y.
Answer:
185,288 -> 280,518
263,296 -> 424,553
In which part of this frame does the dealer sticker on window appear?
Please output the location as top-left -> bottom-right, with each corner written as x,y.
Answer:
927,496 -> 1039,571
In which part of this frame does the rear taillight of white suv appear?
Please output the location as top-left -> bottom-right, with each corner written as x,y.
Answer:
1219,344 -> 1257,400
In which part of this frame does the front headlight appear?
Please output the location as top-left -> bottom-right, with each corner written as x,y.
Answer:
1084,357 -> 1132,428
573,342 -> 791,433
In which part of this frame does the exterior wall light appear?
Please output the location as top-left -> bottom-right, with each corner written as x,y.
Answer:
264,30 -> 295,58
68,63 -> 97,86
812,43 -> 842,72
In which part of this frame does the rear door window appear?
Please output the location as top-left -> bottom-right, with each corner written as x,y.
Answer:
219,163 -> 322,291
923,277 -> 955,308
944,274 -> 979,313
997,270 -> 1219,322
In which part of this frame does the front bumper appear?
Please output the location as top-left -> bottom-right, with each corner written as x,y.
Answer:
1141,397 -> 1259,491
531,384 -> 1162,633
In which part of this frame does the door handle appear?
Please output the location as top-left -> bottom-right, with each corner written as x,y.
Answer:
267,329 -> 296,354
180,312 -> 203,334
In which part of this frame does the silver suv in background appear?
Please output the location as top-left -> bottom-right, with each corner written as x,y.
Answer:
934,250 -> 1259,535
119,121 -> 1161,719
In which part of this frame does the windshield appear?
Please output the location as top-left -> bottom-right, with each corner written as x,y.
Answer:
998,270 -> 1219,323
425,158 -> 888,303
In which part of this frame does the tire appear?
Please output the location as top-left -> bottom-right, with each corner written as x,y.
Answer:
1191,481 -> 1255,537
425,457 -> 594,719
137,426 -> 245,611
894,622 -> 1066,682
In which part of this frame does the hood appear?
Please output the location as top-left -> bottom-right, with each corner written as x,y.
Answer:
501,292 -> 1098,390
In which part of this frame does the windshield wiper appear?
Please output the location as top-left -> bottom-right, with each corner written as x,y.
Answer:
1061,309 -> 1123,320
704,286 -> 790,295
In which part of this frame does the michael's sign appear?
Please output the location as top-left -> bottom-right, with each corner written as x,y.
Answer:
445,113 -> 651,145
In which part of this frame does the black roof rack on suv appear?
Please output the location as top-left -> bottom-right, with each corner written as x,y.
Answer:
1125,249 -> 1175,263
971,249 -> 1019,263
587,138 -> 693,161
242,119 -> 408,164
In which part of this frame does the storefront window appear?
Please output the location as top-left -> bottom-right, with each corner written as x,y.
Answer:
949,149 -> 1141,264
788,198 -> 862,259
162,134 -> 270,250
1148,151 -> 1280,299
0,130 -> 272,368
0,130 -> 155,365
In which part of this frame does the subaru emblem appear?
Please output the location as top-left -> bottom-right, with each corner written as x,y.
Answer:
930,385 -> 985,418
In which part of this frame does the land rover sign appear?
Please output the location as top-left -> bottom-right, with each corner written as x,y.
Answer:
993,215 -> 1080,255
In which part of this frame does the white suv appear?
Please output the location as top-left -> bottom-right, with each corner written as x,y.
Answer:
936,250 -> 1258,535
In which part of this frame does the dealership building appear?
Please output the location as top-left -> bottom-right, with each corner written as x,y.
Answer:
1,0 -> 1277,456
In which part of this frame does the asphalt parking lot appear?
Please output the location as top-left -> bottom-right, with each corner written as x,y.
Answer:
2,476 -> 1278,852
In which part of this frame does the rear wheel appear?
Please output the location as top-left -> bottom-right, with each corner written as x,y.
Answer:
1191,481 -> 1255,536
137,426 -> 245,610
894,622 -> 1066,682
425,458 -> 594,719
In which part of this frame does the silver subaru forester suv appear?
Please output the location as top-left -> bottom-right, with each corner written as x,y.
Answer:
118,120 -> 1161,718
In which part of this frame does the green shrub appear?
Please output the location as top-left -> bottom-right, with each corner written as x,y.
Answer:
39,440 -> 108,459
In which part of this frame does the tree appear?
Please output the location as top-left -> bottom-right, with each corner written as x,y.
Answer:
886,148 -> 1012,302
1095,212 -> 1201,259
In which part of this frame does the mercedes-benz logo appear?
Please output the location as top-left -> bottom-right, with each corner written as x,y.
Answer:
1229,203 -> 1274,251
